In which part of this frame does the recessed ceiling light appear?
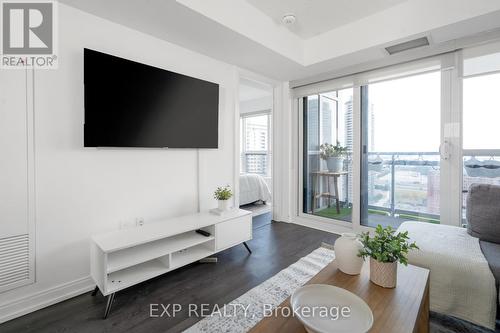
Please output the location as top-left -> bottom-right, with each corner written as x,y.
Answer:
282,14 -> 296,25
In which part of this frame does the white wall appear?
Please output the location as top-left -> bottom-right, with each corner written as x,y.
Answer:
0,4 -> 239,322
271,82 -> 292,223
240,96 -> 272,115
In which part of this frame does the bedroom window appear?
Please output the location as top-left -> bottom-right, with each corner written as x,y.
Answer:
240,112 -> 272,176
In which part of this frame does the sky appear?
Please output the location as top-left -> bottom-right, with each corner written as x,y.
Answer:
463,72 -> 500,150
369,71 -> 441,153
316,67 -> 500,154
365,70 -> 500,152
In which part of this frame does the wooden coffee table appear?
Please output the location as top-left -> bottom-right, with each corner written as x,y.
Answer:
250,260 -> 429,333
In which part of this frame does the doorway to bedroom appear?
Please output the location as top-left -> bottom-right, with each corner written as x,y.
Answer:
239,78 -> 273,229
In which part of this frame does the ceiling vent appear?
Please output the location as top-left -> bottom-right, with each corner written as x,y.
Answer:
385,37 -> 430,55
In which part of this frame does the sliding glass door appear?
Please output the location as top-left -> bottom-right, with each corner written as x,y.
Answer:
462,47 -> 500,222
302,89 -> 354,223
360,71 -> 442,228
296,51 -> 493,230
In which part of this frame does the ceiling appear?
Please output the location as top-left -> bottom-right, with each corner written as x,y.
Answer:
246,0 -> 407,39
59,0 -> 500,82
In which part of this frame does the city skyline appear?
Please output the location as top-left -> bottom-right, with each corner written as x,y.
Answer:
241,114 -> 270,175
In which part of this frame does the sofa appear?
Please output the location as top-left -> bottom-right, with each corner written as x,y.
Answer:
397,184 -> 500,330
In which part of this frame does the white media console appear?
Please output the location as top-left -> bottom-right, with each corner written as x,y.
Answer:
90,209 -> 252,318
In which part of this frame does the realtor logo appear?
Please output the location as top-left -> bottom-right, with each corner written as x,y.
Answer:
1,0 -> 58,68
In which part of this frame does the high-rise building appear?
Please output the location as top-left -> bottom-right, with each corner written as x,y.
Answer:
369,104 -> 375,151
244,116 -> 268,174
427,170 -> 440,215
344,97 -> 353,205
307,96 -> 320,152
344,97 -> 353,150
321,99 -> 333,144
245,121 -> 267,151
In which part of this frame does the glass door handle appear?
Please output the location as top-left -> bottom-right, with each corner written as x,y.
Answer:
440,141 -> 451,160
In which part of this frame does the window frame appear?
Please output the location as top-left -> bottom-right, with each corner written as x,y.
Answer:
461,43 -> 500,221
292,53 -> 461,235
240,110 -> 272,177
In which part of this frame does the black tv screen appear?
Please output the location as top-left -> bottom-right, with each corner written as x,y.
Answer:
84,48 -> 219,148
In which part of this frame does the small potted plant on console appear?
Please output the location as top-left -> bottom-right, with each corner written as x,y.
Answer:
214,185 -> 233,212
358,225 -> 418,288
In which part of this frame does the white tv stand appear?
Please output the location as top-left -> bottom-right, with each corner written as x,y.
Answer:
90,209 -> 252,318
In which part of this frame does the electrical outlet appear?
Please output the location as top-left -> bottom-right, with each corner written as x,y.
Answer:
136,218 -> 144,227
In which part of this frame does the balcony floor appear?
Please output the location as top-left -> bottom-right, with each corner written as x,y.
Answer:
363,213 -> 411,228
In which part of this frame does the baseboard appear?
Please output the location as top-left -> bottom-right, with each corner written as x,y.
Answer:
291,216 -> 351,235
0,276 -> 94,324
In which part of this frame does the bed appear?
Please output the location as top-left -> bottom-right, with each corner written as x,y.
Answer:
239,174 -> 272,206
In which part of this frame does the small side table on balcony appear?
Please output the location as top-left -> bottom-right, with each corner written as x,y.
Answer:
312,171 -> 348,214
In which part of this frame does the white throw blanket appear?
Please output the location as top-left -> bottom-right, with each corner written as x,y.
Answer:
398,222 -> 496,329
239,174 -> 272,206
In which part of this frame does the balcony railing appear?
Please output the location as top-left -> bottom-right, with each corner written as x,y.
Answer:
365,152 -> 440,220
462,151 -> 500,218
367,151 -> 500,222
306,149 -> 500,224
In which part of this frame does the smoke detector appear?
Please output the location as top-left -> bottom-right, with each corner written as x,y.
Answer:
282,14 -> 296,25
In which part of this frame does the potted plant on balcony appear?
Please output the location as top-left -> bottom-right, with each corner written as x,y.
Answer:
320,142 -> 348,172
214,185 -> 233,211
358,225 -> 418,288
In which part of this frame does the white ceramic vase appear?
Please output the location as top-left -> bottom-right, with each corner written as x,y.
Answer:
370,258 -> 397,288
327,157 -> 344,172
334,233 -> 364,275
217,199 -> 230,211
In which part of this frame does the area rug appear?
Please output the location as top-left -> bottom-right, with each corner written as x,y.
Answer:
183,246 -> 495,333
183,246 -> 336,333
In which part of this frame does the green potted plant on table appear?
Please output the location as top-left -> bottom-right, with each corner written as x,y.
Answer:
214,185 -> 233,211
319,142 -> 348,172
358,225 -> 418,288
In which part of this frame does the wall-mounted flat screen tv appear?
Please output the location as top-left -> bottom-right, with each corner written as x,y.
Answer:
84,48 -> 219,148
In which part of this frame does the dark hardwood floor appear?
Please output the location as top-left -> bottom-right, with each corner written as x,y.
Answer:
251,212 -> 272,229
0,221 -> 339,333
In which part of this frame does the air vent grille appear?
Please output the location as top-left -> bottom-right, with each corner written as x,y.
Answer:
0,234 -> 30,288
385,37 -> 430,55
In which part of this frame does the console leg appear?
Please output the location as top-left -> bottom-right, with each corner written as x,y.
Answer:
91,286 -> 99,296
103,293 -> 115,319
243,242 -> 252,254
